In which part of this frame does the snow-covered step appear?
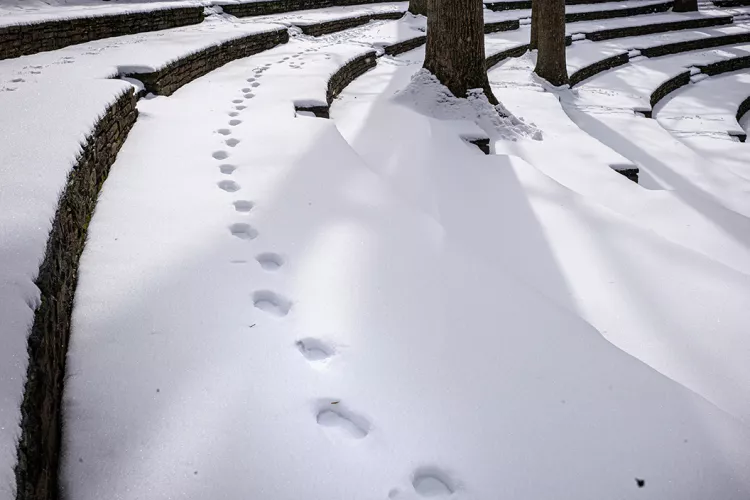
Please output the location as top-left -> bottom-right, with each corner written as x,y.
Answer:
572,43 -> 750,113
484,0 -> 640,10
248,2 -> 407,36
567,22 -> 750,83
566,8 -> 732,40
484,0 -> 673,32
326,11 -> 426,55
655,68 -> 750,139
0,17 -> 286,495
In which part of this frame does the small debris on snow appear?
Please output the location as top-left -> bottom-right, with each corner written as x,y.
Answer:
635,478 -> 646,488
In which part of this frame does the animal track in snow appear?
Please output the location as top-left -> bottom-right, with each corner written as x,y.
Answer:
412,469 -> 455,497
296,338 -> 334,362
229,119 -> 242,126
252,290 -> 292,317
212,151 -> 229,160
217,128 -> 231,136
243,93 -> 254,99
228,111 -> 239,117
236,105 -> 247,110
256,252 -> 284,271
316,402 -> 369,439
232,99 -> 244,104
251,82 -> 260,88
229,223 -> 258,240
246,77 -> 256,83
11,78 -> 24,83
219,164 -> 237,174
218,180 -> 241,192
242,87 -> 251,92
233,200 -> 254,212
226,138 -> 240,147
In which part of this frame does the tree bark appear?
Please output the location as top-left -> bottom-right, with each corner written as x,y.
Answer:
533,0 -> 569,86
424,0 -> 498,104
530,0 -> 541,49
672,0 -> 698,11
408,0 -> 430,16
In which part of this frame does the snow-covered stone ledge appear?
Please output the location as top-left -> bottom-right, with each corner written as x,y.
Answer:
0,6 -> 204,60
14,89 -> 139,500
10,25 -> 289,500
219,0 -> 392,17
296,50 -> 377,116
126,28 -> 289,96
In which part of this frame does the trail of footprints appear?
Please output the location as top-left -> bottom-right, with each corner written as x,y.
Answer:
209,57 -> 454,498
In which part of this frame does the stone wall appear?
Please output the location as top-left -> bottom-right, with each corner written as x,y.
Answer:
649,71 -> 691,112
220,0 -> 391,17
569,52 -> 629,86
640,28 -> 747,57
296,51 -> 376,117
566,0 -> 671,22
587,15 -> 732,42
298,11 -> 403,36
698,54 -> 750,75
0,7 -> 204,60
127,28 -> 289,96
484,19 -> 520,34
384,35 -> 426,56
14,89 -> 138,500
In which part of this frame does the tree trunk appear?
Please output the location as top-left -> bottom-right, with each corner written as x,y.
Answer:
530,0 -> 541,49
672,0 -> 698,11
408,0 -> 430,16
533,0 -> 568,86
424,0 -> 498,104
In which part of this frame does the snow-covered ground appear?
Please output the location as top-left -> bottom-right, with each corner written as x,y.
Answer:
3,0 -> 750,498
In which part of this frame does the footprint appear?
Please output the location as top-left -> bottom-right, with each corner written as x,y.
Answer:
296,338 -> 334,361
242,87 -> 251,92
264,63 -> 272,67
230,223 -> 258,240
256,252 -> 284,271
252,290 -> 292,317
226,138 -> 240,147
212,151 -> 229,160
243,93 -> 254,99
251,82 -> 260,88
219,164 -> 237,174
236,105 -> 247,110
233,200 -> 254,212
229,119 -> 242,126
412,469 -> 454,497
316,402 -> 369,439
232,99 -> 244,104
228,111 -> 240,117
218,180 -> 241,192
246,77 -> 256,83
283,57 -> 290,61
11,78 -> 24,83
217,128 -> 232,136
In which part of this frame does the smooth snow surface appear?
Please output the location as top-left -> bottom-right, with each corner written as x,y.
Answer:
2,2 -> 750,499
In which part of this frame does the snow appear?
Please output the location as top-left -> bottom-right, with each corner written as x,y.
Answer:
2,1 -> 750,498
59,39 -> 750,500
0,0 -> 205,27
248,2 -> 407,26
656,69 -> 750,137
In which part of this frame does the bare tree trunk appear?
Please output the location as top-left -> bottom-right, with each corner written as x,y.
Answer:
424,0 -> 498,104
533,0 -> 568,86
530,0 -> 541,49
673,0 -> 698,11
408,0 -> 430,16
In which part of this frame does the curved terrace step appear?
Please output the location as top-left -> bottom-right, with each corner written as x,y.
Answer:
0,19 -> 288,500
485,10 -> 736,69
568,22 -> 750,84
656,68 -> 750,140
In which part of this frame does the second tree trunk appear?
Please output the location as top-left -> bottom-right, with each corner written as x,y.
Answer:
533,0 -> 569,86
